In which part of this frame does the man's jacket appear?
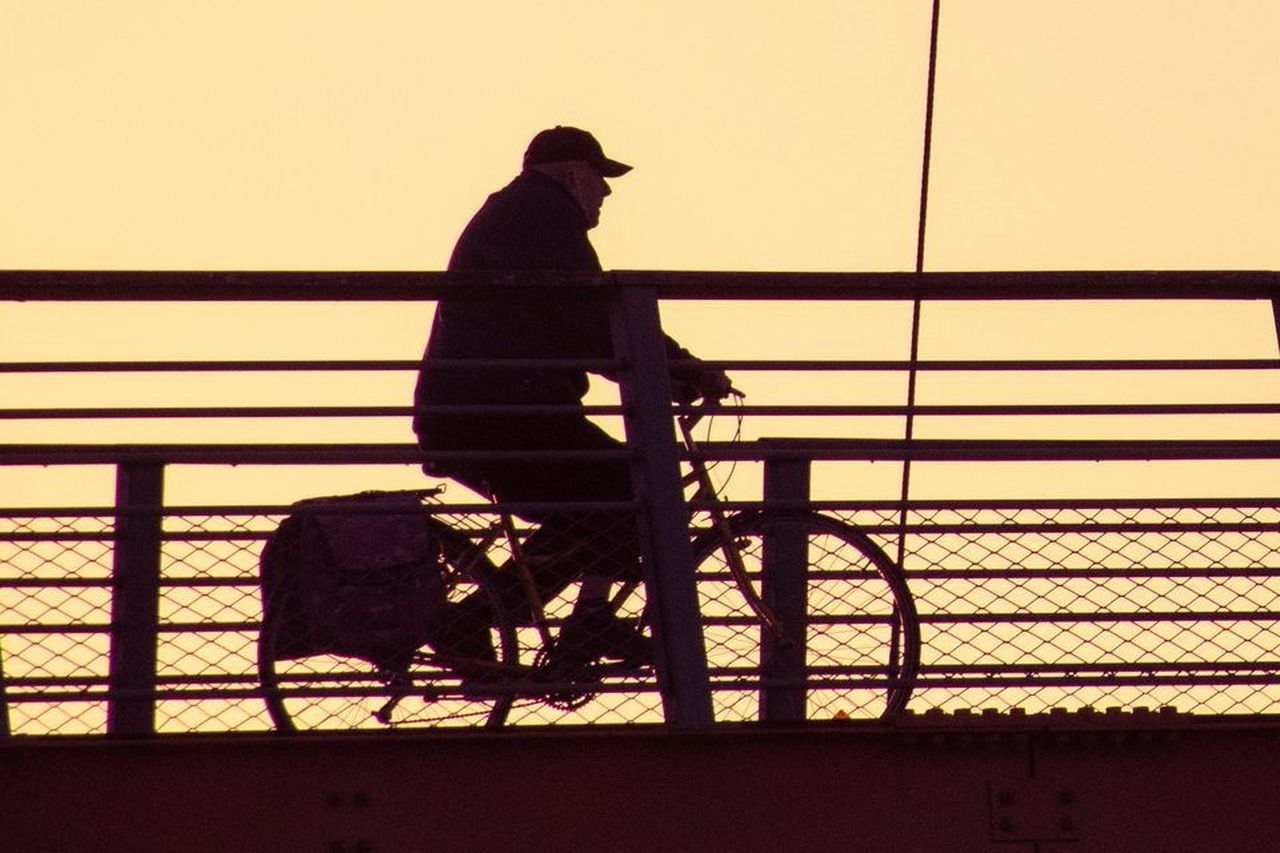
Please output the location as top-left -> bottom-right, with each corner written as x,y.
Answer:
413,170 -> 696,436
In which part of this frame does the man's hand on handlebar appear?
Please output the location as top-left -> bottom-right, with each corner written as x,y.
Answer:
698,368 -> 736,403
673,368 -> 739,405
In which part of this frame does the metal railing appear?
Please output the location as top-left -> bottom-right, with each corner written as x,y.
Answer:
3,269 -> 1280,735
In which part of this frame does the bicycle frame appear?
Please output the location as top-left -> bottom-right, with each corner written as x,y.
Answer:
496,400 -> 791,642
467,398 -> 789,660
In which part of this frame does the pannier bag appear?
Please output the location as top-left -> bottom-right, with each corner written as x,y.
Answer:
260,490 -> 451,666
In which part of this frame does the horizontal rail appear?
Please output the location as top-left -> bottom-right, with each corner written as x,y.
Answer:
905,674 -> 1280,689
918,662 -> 1280,676
17,662 -> 1280,688
711,674 -> 1279,692
7,357 -> 1280,373
10,402 -> 1280,420
0,500 -> 624,518
0,404 -> 627,420
0,445 -> 631,464
720,438 -> 1280,461
0,358 -> 619,373
4,522 -> 1277,541
9,439 -> 1280,465
2,269 -> 1277,300
0,577 -> 246,588
4,496 -> 1280,518
10,565 -> 1280,586
917,611 -> 1280,625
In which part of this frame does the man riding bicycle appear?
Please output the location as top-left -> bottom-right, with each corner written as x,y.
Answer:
413,127 -> 732,677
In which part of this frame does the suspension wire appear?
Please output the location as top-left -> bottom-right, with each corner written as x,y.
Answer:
914,0 -> 942,277
897,0 -> 943,567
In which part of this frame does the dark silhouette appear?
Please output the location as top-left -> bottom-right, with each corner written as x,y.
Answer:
414,126 -> 732,673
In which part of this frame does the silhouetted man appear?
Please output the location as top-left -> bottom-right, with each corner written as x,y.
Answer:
414,126 -> 731,673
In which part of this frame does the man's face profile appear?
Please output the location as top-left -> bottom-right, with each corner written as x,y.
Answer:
558,160 -> 612,229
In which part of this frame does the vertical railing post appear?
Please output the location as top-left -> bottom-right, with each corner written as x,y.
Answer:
0,633 -> 9,736
108,460 -> 164,736
761,455 -> 811,722
609,281 -> 715,728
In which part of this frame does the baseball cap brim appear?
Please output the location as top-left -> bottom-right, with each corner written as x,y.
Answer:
597,158 -> 633,178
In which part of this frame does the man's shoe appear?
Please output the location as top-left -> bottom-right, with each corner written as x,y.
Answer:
553,601 -> 652,667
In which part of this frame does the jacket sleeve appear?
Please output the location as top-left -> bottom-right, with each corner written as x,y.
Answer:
568,303 -> 710,389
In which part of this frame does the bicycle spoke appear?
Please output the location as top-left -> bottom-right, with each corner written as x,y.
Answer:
691,511 -> 920,721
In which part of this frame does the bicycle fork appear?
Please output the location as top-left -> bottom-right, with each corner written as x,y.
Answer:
678,416 -> 791,647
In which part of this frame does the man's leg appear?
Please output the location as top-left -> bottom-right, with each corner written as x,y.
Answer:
469,421 -> 651,665
419,414 -> 648,665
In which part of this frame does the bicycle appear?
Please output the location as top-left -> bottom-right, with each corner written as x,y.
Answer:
257,399 -> 920,732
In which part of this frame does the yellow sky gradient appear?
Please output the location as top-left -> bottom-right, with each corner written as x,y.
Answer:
1,1 -> 1278,506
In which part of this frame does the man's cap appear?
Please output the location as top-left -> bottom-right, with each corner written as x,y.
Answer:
523,126 -> 632,177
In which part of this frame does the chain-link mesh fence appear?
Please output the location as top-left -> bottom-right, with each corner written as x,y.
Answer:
0,514 -> 114,735
855,504 -> 1280,717
0,493 -> 667,736
5,497 -> 1280,735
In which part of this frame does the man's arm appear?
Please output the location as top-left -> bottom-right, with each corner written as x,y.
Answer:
570,314 -> 730,400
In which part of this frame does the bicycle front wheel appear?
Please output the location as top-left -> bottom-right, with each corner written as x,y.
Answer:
691,511 -> 919,721
259,524 -> 517,733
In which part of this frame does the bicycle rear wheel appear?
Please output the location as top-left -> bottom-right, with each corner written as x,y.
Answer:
259,525 -> 517,732
690,511 -> 919,721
